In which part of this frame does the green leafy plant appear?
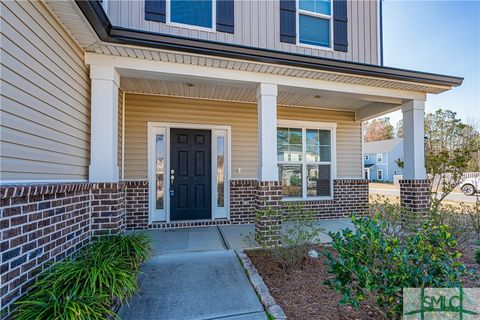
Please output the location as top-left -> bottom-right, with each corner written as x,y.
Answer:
41,250 -> 139,301
14,233 -> 153,320
91,232 -> 153,271
324,215 -> 467,319
14,290 -> 115,320
254,204 -> 324,272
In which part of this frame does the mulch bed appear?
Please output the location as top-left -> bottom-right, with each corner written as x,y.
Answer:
247,244 -> 479,320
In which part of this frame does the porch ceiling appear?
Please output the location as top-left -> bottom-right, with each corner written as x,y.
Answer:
121,77 -> 373,111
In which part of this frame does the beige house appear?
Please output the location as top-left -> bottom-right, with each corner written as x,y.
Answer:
0,0 -> 462,315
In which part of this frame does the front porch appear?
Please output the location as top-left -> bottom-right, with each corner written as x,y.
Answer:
86,52 -> 432,232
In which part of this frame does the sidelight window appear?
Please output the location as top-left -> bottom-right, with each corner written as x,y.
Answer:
155,134 -> 165,210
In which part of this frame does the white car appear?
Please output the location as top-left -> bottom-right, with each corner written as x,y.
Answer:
460,177 -> 480,196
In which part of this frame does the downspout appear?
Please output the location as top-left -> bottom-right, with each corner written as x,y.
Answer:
379,0 -> 384,66
121,91 -> 125,180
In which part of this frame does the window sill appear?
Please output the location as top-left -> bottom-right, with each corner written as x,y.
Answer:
282,196 -> 334,202
166,21 -> 216,33
297,42 -> 333,51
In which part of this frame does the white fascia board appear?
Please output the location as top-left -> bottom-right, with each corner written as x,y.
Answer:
85,53 -> 427,101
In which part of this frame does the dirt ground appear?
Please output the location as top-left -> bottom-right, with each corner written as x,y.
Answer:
247,244 -> 479,320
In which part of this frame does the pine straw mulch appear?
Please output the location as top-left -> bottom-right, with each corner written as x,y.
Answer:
246,244 -> 479,320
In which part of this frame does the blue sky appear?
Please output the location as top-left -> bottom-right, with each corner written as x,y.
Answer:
381,0 -> 480,127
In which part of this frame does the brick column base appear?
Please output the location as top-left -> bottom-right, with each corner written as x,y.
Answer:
399,179 -> 431,218
125,181 -> 149,230
255,181 -> 282,246
91,183 -> 126,238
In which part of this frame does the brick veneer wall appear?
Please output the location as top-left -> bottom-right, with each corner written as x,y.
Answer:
228,179 -> 369,221
0,183 -> 93,318
125,181 -> 149,230
255,181 -> 282,246
0,181 -> 152,318
230,180 -> 257,224
91,183 -> 126,238
399,179 -> 430,216
280,179 -> 369,219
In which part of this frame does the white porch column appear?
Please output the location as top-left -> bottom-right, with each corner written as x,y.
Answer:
257,83 -> 278,181
402,100 -> 427,179
88,65 -> 120,182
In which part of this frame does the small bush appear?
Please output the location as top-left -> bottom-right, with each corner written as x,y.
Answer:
90,232 -> 153,271
41,249 -> 138,301
324,215 -> 467,319
14,233 -> 152,320
14,290 -> 115,320
255,205 -> 324,272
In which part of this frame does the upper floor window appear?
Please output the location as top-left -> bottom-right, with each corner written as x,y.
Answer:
168,0 -> 214,30
376,153 -> 383,163
298,0 -> 332,48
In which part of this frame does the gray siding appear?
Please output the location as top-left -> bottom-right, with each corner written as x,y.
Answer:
1,0 -> 90,181
387,143 -> 403,181
106,0 -> 380,65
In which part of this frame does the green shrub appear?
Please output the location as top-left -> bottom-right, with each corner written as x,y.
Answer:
41,249 -> 138,301
254,205 -> 324,272
14,290 -> 115,320
14,232 -> 152,320
90,232 -> 153,271
324,215 -> 467,319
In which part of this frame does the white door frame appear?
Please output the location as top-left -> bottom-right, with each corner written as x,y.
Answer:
364,168 -> 370,180
147,122 -> 231,223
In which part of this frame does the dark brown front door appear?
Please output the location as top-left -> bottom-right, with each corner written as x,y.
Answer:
170,129 -> 212,220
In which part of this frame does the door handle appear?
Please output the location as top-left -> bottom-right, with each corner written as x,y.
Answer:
170,169 -> 175,197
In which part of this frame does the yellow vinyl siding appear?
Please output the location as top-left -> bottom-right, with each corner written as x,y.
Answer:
124,94 -> 258,180
124,94 -> 362,180
0,0 -> 90,181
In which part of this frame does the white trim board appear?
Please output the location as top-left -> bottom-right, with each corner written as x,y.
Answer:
85,53 -> 427,102
147,122 -> 231,223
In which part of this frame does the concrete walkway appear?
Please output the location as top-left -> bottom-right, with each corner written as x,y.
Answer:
119,227 -> 267,320
119,219 -> 352,320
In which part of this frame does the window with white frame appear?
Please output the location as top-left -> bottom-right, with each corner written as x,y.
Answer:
365,154 -> 369,161
377,153 -> 383,163
277,123 -> 335,199
169,0 -> 213,30
377,169 -> 383,181
298,0 -> 332,48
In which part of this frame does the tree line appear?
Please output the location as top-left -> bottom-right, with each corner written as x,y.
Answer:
363,109 -> 480,172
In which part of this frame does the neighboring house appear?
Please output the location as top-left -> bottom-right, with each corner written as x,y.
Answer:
0,0 -> 463,316
364,138 -> 403,182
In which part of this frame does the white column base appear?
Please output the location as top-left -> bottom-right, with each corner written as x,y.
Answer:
89,165 -> 119,183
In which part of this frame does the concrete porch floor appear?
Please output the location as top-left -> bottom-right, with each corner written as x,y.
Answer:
119,218 -> 353,320
142,217 -> 353,254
